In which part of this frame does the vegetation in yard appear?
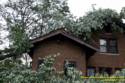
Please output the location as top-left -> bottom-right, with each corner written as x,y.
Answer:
0,0 -> 125,59
0,55 -> 83,83
0,55 -> 125,83
0,0 -> 125,83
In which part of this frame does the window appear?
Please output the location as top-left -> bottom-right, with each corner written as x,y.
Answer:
100,39 -> 107,52
37,59 -> 44,68
100,39 -> 118,53
99,67 -> 112,75
67,61 -> 76,68
115,68 -> 121,72
108,39 -> 117,53
87,67 -> 96,76
64,60 -> 76,75
64,60 -> 76,68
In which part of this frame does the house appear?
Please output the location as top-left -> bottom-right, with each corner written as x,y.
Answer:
87,31 -> 125,75
29,28 -> 125,76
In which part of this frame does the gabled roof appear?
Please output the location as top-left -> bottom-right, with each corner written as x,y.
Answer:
31,28 -> 98,51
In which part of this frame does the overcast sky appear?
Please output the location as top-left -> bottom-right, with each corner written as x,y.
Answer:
0,0 -> 125,17
0,0 -> 125,49
68,0 -> 125,17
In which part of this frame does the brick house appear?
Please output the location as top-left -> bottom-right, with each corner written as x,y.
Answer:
29,28 -> 125,76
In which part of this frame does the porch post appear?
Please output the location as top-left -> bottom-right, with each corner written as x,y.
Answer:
112,67 -> 115,74
96,67 -> 99,73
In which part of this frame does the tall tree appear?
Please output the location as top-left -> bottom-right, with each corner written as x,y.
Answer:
0,0 -> 72,59
72,9 -> 124,40
120,7 -> 125,19
0,0 -> 38,58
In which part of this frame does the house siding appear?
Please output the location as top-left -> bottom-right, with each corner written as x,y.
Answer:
88,33 -> 125,70
32,37 -> 87,75
31,29 -> 125,75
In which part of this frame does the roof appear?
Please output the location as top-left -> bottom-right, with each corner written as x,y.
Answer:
31,28 -> 98,51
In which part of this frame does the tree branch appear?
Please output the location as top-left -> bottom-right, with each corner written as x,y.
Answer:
0,53 -> 17,60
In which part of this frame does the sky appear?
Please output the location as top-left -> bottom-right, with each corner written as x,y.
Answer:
68,0 -> 125,17
0,0 -> 125,49
0,0 -> 125,17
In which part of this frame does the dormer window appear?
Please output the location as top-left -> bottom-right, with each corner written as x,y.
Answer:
100,38 -> 118,53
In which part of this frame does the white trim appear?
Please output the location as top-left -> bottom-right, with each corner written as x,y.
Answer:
99,52 -> 120,56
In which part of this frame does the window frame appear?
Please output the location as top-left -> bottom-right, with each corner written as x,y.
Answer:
99,67 -> 112,75
64,60 -> 77,68
99,38 -> 118,53
107,39 -> 118,53
87,67 -> 96,76
37,58 -> 44,68
64,60 -> 77,76
100,39 -> 107,52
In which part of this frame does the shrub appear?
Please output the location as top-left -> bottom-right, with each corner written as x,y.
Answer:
0,56 -> 125,83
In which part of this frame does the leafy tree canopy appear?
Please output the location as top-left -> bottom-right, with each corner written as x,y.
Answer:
70,9 -> 125,40
0,0 -> 125,60
0,55 -> 83,83
0,0 -> 73,59
1,55 -> 125,83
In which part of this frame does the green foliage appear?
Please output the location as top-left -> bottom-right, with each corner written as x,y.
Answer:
0,0 -> 71,38
0,55 -> 83,83
32,0 -> 72,34
9,24 -> 32,56
65,67 -> 83,83
70,9 -> 124,40
120,7 -> 125,19
1,0 -> 125,59
1,55 -> 125,83
82,70 -> 125,83
0,0 -> 73,59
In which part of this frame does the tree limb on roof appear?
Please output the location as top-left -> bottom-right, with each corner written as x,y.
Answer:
0,48 -> 17,60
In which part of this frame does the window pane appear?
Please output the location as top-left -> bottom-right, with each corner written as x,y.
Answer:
100,39 -> 107,52
64,60 -> 76,76
100,39 -> 118,53
108,39 -> 117,53
64,60 -> 76,68
109,40 -> 117,46
37,58 -> 44,68
100,46 -> 107,52
100,39 -> 107,46
87,67 -> 95,76
99,67 -> 112,75
108,46 -> 117,53
68,61 -> 76,68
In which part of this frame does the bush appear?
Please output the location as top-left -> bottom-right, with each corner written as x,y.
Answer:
0,55 -> 83,83
0,56 -> 125,83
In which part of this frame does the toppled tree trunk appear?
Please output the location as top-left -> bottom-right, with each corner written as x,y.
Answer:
0,48 -> 17,60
